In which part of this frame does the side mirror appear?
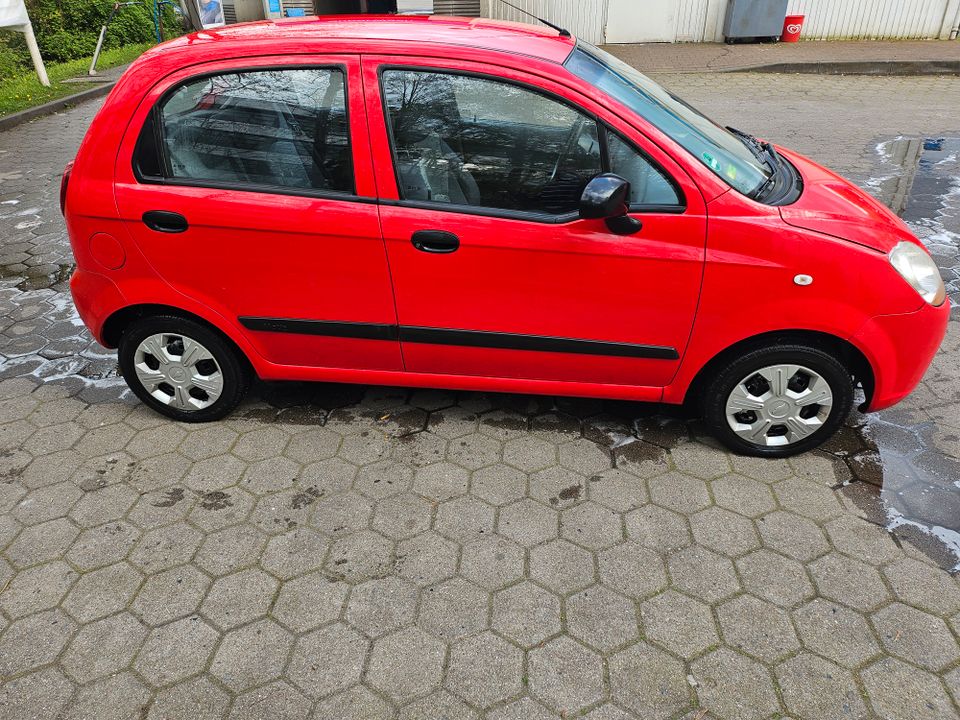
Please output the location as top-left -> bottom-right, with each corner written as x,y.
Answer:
579,173 -> 643,236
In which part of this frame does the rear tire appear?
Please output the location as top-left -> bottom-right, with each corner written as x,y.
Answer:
118,315 -> 251,422
701,344 -> 854,458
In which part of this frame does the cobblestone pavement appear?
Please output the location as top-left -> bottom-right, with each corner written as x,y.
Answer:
0,72 -> 959,720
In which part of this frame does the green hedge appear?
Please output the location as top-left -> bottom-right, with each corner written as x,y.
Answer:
0,0 -> 180,74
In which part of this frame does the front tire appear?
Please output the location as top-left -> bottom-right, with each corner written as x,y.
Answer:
701,344 -> 854,457
118,315 -> 251,422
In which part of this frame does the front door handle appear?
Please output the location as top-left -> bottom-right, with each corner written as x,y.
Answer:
412,230 -> 459,254
143,210 -> 188,233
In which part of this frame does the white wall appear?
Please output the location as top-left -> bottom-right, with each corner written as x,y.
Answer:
482,0 -> 960,42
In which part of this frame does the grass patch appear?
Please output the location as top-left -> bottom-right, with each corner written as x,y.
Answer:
0,42 -> 152,117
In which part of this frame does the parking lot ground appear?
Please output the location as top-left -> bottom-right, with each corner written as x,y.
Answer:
0,70 -> 959,719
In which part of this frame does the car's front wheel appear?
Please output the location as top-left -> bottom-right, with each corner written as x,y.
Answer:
701,344 -> 854,457
118,315 -> 251,422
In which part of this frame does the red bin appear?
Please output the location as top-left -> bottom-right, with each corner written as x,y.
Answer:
782,14 -> 805,42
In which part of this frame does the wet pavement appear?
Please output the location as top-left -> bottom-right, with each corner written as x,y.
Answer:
0,73 -> 959,719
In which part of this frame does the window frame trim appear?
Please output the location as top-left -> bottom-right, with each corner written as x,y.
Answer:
376,63 -> 686,224
132,63 -> 362,202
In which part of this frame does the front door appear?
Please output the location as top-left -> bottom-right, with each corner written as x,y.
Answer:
114,56 -> 402,372
362,56 -> 706,391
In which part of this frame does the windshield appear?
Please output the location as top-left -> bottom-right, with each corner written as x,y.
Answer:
565,43 -> 772,196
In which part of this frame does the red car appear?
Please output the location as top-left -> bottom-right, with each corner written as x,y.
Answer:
63,15 -> 948,457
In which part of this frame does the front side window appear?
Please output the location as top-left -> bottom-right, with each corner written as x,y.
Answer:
136,67 -> 353,194
380,68 -> 680,216
566,42 -> 772,197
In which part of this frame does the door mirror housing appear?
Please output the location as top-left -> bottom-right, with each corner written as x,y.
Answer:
579,173 -> 642,235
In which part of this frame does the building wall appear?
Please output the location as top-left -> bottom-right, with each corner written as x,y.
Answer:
481,0 -> 960,43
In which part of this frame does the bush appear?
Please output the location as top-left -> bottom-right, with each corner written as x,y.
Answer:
0,0 -> 179,72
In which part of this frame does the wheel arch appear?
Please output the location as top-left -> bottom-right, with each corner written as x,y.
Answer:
682,329 -> 874,410
101,303 -> 255,374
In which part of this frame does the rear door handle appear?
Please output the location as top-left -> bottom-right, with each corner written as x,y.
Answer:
411,230 -> 459,254
143,210 -> 188,233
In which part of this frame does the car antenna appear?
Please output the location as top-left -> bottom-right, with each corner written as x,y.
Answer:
497,0 -> 571,37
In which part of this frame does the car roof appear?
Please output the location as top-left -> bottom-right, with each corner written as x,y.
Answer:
152,14 -> 577,65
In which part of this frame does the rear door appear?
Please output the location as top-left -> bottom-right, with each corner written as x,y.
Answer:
362,55 -> 707,391
114,56 -> 402,372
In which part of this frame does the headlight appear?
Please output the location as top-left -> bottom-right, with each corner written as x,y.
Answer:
889,241 -> 946,306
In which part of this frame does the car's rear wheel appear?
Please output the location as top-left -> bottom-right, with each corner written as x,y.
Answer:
118,315 -> 251,422
701,344 -> 854,457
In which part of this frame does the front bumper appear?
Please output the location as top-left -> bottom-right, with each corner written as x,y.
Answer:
852,298 -> 950,411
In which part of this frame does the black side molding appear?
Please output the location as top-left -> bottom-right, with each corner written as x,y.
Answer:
399,326 -> 679,360
238,317 -> 398,341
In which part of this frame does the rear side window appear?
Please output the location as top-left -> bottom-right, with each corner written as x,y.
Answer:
135,67 -> 353,194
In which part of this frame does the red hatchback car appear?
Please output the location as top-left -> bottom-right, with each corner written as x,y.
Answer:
64,15 -> 948,457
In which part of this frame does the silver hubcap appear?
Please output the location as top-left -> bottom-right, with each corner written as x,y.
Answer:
725,364 -> 833,447
133,333 -> 224,412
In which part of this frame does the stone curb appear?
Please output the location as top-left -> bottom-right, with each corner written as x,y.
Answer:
0,81 -> 115,133
722,60 -> 960,76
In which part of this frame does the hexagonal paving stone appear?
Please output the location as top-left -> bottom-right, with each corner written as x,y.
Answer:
229,680 -> 312,720
65,520 -> 139,570
648,472 -> 712,514
446,631 -> 523,708
688,506 -> 760,558
399,690 -> 478,720
13,481 -> 82,525
313,685 -> 392,720
587,467 -> 648,512
193,524 -> 267,577
434,496 -> 495,541
486,697 -> 559,720
0,609 -> 76,677
411,462 -> 469,501
608,641 -> 691,718
669,442 -> 731,480
498,498 -> 558,547
200,568 -> 278,630
210,619 -> 293,692
793,598 -> 880,668
775,653 -> 867,719
134,616 -> 220,687
445,433 -> 502,470
530,466 -> 587,508
736,549 -> 813,608
492,581 -> 561,648
132,565 -> 211,626
710,473 -> 776,518
60,672 -> 150,720
129,522 -> 203,575
772,478 -> 843,523
625,504 -> 692,551
69,483 -> 139,528
372,493 -> 433,540
309,492 -> 373,538
147,676 -> 229,720
460,535 -> 525,590
354,460 -> 414,499
872,602 -> 960,671
284,427 -> 341,464
188,487 -> 254,532
557,438 -> 610,475
501,436 -> 556,473
568,584 -> 639,652
232,426 -> 289,461
366,626 -> 446,703
0,667 -> 74,720
261,526 -> 331,580
471,463 -> 527,505
808,552 -> 891,611
861,657 -> 958,720
882,557 -> 960,616
755,510 -> 830,562
61,611 -> 148,683
598,541 -> 668,600
325,530 -> 393,583
717,594 -> 799,663
346,577 -> 418,637
640,590 -> 719,659
825,514 -> 903,567
6,517 -> 79,568
691,648 -> 781,720
287,623 -> 367,700
272,571 -> 348,634
2,559 -> 78,619
184,455 -> 247,493
62,561 -> 141,623
668,546 -> 741,603
531,539 -> 595,595
418,578 -> 488,640
241,457 -> 300,496
528,636 -> 605,715
395,531 -> 458,587
561,501 -> 623,550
